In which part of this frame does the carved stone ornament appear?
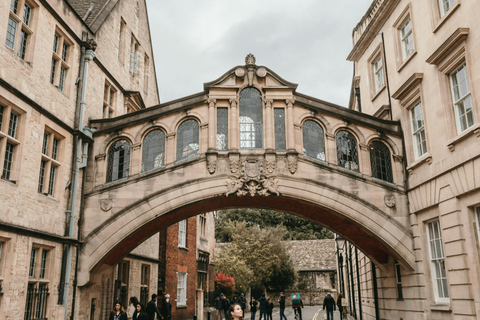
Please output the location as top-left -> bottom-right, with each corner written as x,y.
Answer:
245,53 -> 256,65
384,194 -> 396,208
100,199 -> 112,211
226,157 -> 280,197
207,154 -> 217,174
235,67 -> 246,77
86,38 -> 97,51
217,158 -> 228,173
230,159 -> 241,173
256,67 -> 267,78
265,158 -> 276,174
287,153 -> 298,174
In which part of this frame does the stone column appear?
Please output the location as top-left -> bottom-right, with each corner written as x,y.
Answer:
130,142 -> 142,175
286,98 -> 296,151
229,98 -> 239,151
207,98 -> 216,151
264,99 -> 274,150
165,132 -> 176,165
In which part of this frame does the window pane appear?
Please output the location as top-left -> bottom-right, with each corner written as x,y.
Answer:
142,129 -> 165,172
0,105 -> 4,131
107,140 -> 131,182
303,120 -> 325,161
176,119 -> 199,161
2,143 -> 14,181
48,166 -> 56,195
217,108 -> 228,151
239,88 -> 263,149
336,130 -> 359,171
369,141 -> 393,182
6,17 -> 17,49
62,43 -> 68,61
38,160 -> 46,193
23,3 -> 31,26
274,108 -> 286,151
52,138 -> 59,160
50,58 -> 56,84
29,248 -> 37,278
17,29 -> 28,59
427,220 -> 449,300
10,0 -> 19,13
53,34 -> 59,53
59,65 -> 66,92
39,250 -> 47,278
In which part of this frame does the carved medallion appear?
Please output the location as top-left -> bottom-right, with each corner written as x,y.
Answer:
100,199 -> 112,212
235,67 -> 246,77
384,194 -> 396,208
256,67 -> 267,78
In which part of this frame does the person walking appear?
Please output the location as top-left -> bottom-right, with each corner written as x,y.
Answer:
278,292 -> 287,320
109,301 -> 128,320
239,293 -> 247,317
161,294 -> 172,320
267,298 -> 274,320
258,294 -> 268,320
323,293 -> 336,320
146,294 -> 163,320
228,303 -> 244,320
216,293 -> 225,319
337,293 -> 344,320
222,293 -> 231,320
127,297 -> 139,320
133,303 -> 148,320
250,297 -> 258,320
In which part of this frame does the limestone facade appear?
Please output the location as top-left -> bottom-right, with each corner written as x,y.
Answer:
345,0 -> 480,319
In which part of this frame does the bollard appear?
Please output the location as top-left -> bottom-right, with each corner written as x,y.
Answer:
207,311 -> 211,320
193,315 -> 197,320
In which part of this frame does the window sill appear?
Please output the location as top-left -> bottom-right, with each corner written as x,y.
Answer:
407,153 -> 432,175
446,123 -> 480,151
370,85 -> 386,102
430,304 -> 451,312
397,51 -> 417,73
176,304 -> 187,309
433,2 -> 461,33
178,246 -> 189,251
0,178 -> 17,185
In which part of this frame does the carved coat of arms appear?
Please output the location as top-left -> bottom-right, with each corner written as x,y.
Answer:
226,157 -> 279,197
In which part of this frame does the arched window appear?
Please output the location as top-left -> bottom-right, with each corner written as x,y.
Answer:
176,119 -> 199,161
302,120 -> 325,161
106,140 -> 130,182
369,141 -> 393,183
239,88 -> 263,149
336,130 -> 359,172
142,129 -> 165,172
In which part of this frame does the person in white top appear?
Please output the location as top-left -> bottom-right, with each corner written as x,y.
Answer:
127,297 -> 139,320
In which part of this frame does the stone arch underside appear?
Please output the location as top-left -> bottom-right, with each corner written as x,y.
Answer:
78,176 -> 414,287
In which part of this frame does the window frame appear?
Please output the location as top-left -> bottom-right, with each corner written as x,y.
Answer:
336,130 -> 360,172
178,219 -> 187,248
274,108 -> 286,151
37,128 -> 62,196
129,35 -> 139,74
475,206 -> 480,246
50,28 -> 73,94
216,107 -> 229,151
176,271 -> 187,306
106,139 -> 131,183
369,140 -> 394,183
103,80 -> 117,119
409,102 -> 428,160
239,87 -> 264,149
302,119 -> 326,162
140,264 -> 150,306
115,260 -> 130,308
367,45 -> 386,100
5,0 -> 37,63
176,119 -> 199,162
393,4 -> 416,71
449,63 -> 475,134
0,102 -> 24,183
426,220 -> 450,304
141,129 -> 165,172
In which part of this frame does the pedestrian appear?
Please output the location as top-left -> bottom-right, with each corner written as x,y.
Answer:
109,301 -> 128,320
278,292 -> 287,320
146,294 -> 163,320
337,293 -> 344,320
161,294 -> 172,320
239,293 -> 247,317
233,295 -> 238,304
222,293 -> 231,320
250,297 -> 258,320
267,298 -> 274,320
258,294 -> 268,320
127,297 -> 139,320
291,293 -> 303,320
228,303 -> 244,320
133,303 -> 148,320
323,293 -> 336,320
216,293 -> 225,319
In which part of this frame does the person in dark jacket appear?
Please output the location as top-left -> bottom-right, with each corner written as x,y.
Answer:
109,301 -> 128,320
216,293 -> 225,319
160,294 -> 172,320
146,294 -> 163,320
258,294 -> 268,320
222,294 -> 231,320
239,293 -> 247,317
278,292 -> 287,320
323,293 -> 336,320
250,297 -> 258,320
337,293 -> 344,320
267,298 -> 274,320
133,303 -> 148,320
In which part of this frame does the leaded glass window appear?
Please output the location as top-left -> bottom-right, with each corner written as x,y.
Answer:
142,129 -> 165,172
6,17 -> 17,49
336,130 -> 359,171
274,108 -> 286,151
106,140 -> 131,182
176,119 -> 199,161
38,160 -> 46,193
303,120 -> 325,161
239,88 -> 263,149
217,108 -> 228,150
2,143 -> 14,180
17,30 -> 28,59
369,141 -> 393,183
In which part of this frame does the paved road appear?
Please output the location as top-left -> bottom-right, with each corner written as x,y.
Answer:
244,305 -> 346,320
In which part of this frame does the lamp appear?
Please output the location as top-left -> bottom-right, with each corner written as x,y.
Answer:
335,235 -> 346,252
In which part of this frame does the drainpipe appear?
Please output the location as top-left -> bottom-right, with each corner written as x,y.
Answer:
63,35 -> 96,320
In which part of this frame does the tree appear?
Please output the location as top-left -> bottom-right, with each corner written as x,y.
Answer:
215,221 -> 296,292
214,271 -> 235,297
215,208 -> 333,242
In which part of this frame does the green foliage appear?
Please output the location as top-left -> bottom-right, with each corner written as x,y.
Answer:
215,208 -> 334,242
215,220 -> 296,292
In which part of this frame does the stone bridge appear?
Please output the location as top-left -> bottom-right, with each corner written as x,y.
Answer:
78,54 -> 413,286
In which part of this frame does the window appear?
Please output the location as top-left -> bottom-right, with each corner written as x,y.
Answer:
199,213 -> 206,238
400,17 -> 414,61
369,141 -> 393,183
373,55 -> 385,93
302,120 -> 325,161
274,108 -> 286,151
103,81 -> 116,118
144,54 -> 149,93
106,140 -> 131,182
0,240 -> 5,281
140,265 -> 150,306
239,88 -> 263,149
217,108 -> 228,151
410,102 -> 427,159
176,119 -> 199,161
450,63 -> 475,133
197,252 -> 209,291
6,0 -> 36,62
427,220 -> 449,303
475,206 -> 480,246
178,219 -> 186,248
118,19 -> 126,61
25,246 -> 50,320
141,129 -> 165,172
50,30 -> 72,93
336,130 -> 359,172
130,35 -> 139,74
177,272 -> 187,305
394,260 -> 403,300
439,0 -> 456,17
1,104 -> 22,182
115,261 -> 129,308
38,130 -> 61,196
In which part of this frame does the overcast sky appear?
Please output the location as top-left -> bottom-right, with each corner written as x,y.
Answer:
146,0 -> 373,107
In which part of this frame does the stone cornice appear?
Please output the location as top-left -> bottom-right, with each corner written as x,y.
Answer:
392,73 -> 423,100
426,28 -> 469,65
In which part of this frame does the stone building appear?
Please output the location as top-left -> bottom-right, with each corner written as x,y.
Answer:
341,0 -> 480,319
0,0 -> 160,319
